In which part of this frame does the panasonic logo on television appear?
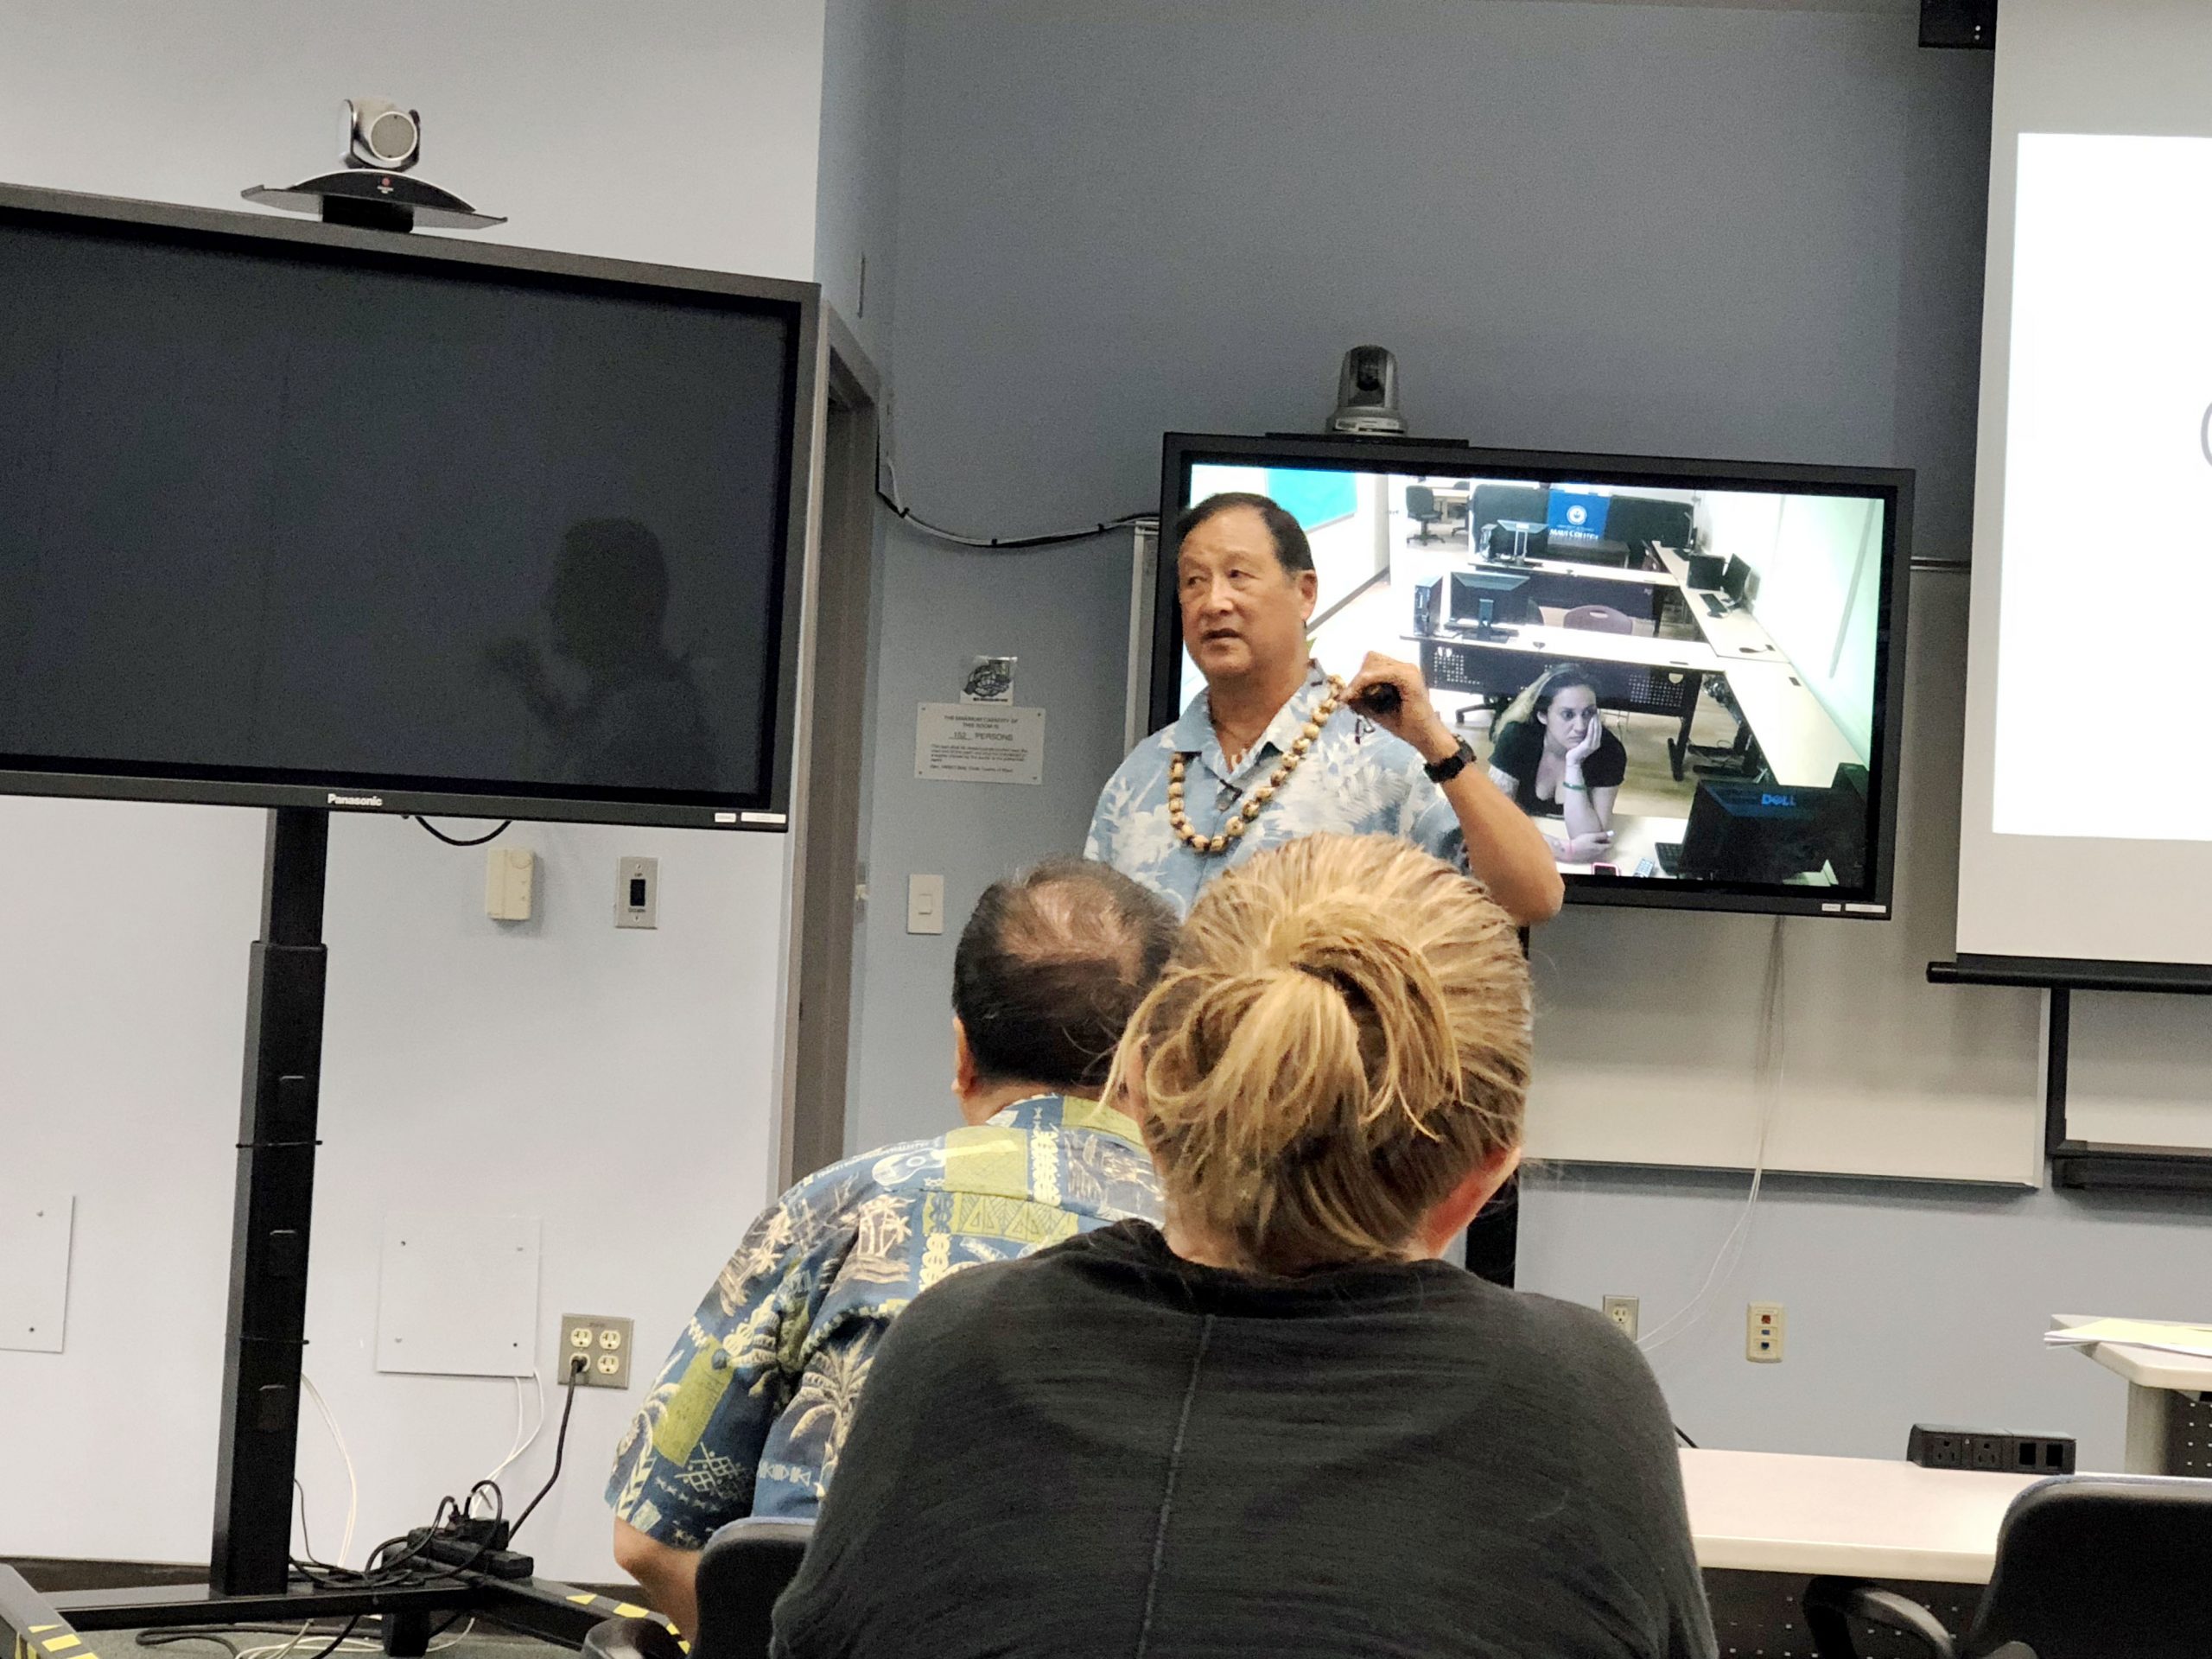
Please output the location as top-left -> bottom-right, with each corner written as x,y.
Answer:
327,791 -> 385,808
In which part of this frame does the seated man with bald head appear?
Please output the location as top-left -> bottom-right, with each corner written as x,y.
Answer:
607,860 -> 1178,1636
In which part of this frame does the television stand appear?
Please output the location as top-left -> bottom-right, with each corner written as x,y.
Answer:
0,810 -> 611,1658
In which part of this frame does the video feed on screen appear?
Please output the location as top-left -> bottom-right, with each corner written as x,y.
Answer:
1176,462 -> 1890,895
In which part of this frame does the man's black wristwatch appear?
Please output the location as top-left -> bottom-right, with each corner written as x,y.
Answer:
1423,738 -> 1476,785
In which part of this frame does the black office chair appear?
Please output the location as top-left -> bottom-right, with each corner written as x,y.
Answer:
1451,694 -> 1509,731
1802,1475 -> 2212,1658
586,1517 -> 815,1659
1407,484 -> 1446,544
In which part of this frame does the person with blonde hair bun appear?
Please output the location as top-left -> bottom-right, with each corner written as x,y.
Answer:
772,836 -> 1713,1659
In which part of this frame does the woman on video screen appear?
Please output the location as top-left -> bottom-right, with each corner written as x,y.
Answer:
1486,666 -> 1624,863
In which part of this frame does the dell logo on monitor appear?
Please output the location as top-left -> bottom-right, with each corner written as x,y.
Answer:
327,791 -> 385,808
1762,791 -> 1796,808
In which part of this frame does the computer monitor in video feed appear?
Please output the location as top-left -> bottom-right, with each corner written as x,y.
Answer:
1448,569 -> 1535,634
1154,433 -> 1913,919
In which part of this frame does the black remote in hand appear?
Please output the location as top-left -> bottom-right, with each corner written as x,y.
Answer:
1353,683 -> 1402,719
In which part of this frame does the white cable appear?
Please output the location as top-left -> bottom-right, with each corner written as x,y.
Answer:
480,1366 -> 546,1503
298,1374 -> 359,1567
236,1625 -> 466,1659
235,1635 -> 384,1659
471,1376 -> 524,1516
1640,916 -> 1786,1355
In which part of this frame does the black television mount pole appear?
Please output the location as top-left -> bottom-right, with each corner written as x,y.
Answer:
213,806 -> 332,1596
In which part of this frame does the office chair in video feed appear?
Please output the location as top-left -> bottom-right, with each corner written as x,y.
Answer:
1407,485 -> 1447,544
586,1518 -> 815,1659
1561,604 -> 1635,635
1802,1475 -> 2212,1659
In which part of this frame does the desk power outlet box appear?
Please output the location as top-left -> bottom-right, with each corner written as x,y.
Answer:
1907,1423 -> 2075,1475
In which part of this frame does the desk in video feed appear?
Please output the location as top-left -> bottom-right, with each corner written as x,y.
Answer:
1648,543 -> 1865,791
1548,812 -> 1685,880
1550,806 -> 1844,887
1474,552 -> 1680,630
1404,624 -> 1723,781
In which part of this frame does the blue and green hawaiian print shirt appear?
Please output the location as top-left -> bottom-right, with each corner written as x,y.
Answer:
606,1094 -> 1162,1535
1086,664 -> 1471,916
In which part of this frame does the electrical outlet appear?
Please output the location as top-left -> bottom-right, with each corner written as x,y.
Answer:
1907,1424 -> 2075,1474
1747,1301 -> 1785,1363
1601,1295 -> 1640,1340
558,1313 -> 634,1388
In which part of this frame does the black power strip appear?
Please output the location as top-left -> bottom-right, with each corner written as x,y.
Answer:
1907,1423 -> 2075,1476
403,1519 -> 537,1580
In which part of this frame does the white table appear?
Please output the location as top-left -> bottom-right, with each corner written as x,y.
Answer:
1649,543 -> 1789,662
1513,552 -> 1682,589
1548,812 -> 1686,878
1417,623 -> 1722,676
1468,552 -> 1682,631
1645,543 -> 1866,788
1683,1447 -> 2041,1584
1724,660 -> 1866,789
2051,1313 -> 2212,1474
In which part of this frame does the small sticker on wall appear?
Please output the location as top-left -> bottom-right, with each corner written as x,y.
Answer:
962,656 -> 1016,703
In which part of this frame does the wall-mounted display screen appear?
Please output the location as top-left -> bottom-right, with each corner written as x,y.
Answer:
1154,434 -> 1913,918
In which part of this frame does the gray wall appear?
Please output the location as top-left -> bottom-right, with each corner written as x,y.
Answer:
847,0 -> 2212,1469
849,524 -> 1137,1147
881,0 -> 1985,555
855,0 -> 1993,1129
816,0 -> 906,372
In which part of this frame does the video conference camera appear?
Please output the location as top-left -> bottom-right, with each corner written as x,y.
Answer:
1328,346 -> 1408,436
243,97 -> 505,234
345,99 -> 422,172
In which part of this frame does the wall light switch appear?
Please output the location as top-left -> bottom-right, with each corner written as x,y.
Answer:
616,856 -> 658,929
907,874 -> 944,935
486,848 -> 535,922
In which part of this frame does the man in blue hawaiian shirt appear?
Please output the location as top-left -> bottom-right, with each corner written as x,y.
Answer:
607,860 -> 1177,1635
1088,492 -> 1562,925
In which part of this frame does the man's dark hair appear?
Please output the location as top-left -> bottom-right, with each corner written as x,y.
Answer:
1173,492 -> 1315,575
952,860 -> 1180,1092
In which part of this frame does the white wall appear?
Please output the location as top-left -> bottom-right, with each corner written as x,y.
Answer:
1700,490 -> 1882,760
0,0 -> 824,1581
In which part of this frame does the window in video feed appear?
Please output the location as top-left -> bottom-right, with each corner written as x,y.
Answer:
1177,462 -> 1890,896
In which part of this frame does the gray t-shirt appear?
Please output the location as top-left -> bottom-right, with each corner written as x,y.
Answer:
772,1219 -> 1717,1659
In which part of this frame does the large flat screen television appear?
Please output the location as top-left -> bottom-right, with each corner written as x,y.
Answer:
1153,433 -> 1912,918
0,183 -> 817,830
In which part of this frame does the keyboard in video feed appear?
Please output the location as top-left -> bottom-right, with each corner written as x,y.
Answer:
1162,439 -> 1909,917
